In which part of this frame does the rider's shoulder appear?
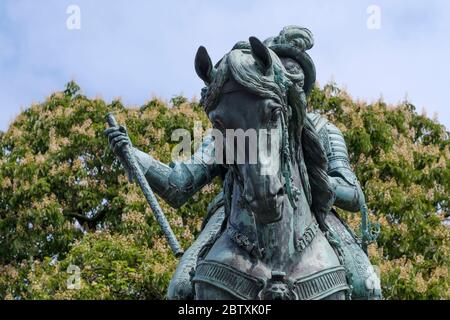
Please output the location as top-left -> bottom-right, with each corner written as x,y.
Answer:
307,112 -> 343,135
307,112 -> 330,131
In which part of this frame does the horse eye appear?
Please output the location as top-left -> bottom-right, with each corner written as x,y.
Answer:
270,108 -> 281,123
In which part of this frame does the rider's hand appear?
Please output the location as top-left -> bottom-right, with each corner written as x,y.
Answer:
104,125 -> 132,155
104,125 -> 133,179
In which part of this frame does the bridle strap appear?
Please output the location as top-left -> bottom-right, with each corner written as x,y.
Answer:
280,110 -> 302,209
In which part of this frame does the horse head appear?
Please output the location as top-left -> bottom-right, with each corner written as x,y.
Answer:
195,37 -> 308,224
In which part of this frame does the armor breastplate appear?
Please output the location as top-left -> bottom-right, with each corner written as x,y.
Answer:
307,113 -> 361,212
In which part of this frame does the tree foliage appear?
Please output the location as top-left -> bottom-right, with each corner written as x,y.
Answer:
0,82 -> 448,299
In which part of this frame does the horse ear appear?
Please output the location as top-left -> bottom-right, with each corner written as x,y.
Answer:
195,46 -> 213,84
249,36 -> 272,74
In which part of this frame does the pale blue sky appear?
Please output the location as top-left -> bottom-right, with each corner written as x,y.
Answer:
0,0 -> 449,131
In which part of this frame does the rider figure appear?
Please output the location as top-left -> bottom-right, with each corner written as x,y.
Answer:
106,26 -> 382,300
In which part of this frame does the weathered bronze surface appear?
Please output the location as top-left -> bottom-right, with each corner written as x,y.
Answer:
105,26 -> 382,300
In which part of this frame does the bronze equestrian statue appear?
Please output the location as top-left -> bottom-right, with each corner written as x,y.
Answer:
105,26 -> 382,300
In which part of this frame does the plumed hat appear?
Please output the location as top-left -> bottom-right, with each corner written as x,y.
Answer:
264,26 -> 316,96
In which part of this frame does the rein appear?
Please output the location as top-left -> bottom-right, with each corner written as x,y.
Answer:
279,110 -> 302,210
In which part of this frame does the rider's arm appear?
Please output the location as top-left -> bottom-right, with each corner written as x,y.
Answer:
130,135 -> 221,208
105,126 -> 221,208
310,114 -> 362,212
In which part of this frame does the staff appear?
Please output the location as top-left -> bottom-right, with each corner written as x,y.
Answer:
106,113 -> 184,257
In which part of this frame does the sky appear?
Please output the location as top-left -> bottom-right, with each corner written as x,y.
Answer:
0,0 -> 449,131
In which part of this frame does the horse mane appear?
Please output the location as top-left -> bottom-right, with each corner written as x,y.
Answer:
201,45 -> 334,226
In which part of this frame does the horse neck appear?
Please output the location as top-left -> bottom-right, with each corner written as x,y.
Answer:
228,157 -> 315,265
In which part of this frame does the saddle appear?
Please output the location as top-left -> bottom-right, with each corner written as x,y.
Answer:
193,260 -> 348,300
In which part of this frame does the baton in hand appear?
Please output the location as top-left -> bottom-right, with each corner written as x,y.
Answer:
106,113 -> 184,257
